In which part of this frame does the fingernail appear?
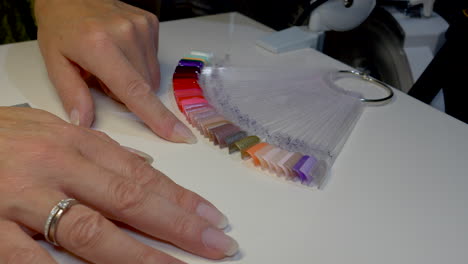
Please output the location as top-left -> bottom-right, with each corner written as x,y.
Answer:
196,203 -> 229,229
173,122 -> 198,144
123,146 -> 154,164
70,108 -> 80,126
202,228 -> 239,257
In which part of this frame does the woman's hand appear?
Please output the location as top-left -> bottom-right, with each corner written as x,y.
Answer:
34,0 -> 197,144
0,107 -> 238,263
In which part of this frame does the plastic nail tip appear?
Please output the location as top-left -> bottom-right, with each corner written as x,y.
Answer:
261,147 -> 282,172
225,131 -> 248,153
191,109 -> 218,120
175,93 -> 204,102
176,96 -> 205,112
178,59 -> 204,68
270,149 -> 291,175
174,85 -> 202,94
184,54 -> 209,63
190,51 -> 214,61
230,136 -> 261,159
173,72 -> 199,79
292,156 -> 309,182
197,114 -> 225,134
174,88 -> 203,97
186,106 -> 213,121
173,78 -> 199,87
279,152 -> 303,178
210,124 -> 241,148
244,142 -> 269,163
175,96 -> 205,107
173,82 -> 202,90
191,110 -> 218,125
182,56 -> 206,64
182,103 -> 211,116
187,54 -> 211,62
190,53 -> 212,61
205,121 -> 231,139
180,98 -> 209,108
175,66 -> 200,74
277,152 -> 294,176
198,118 -> 227,135
254,145 -> 276,169
295,155 -> 318,185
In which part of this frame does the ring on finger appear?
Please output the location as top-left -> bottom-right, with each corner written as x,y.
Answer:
44,198 -> 79,246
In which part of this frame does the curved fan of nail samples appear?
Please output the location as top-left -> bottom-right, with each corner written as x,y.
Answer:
172,51 -> 364,189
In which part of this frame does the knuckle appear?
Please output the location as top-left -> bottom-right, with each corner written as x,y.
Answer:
3,193 -> 27,216
158,108 -> 173,121
127,160 -> 158,186
111,179 -> 147,214
132,13 -> 150,28
147,13 -> 159,30
148,13 -> 159,28
93,130 -> 118,145
80,24 -> 111,52
66,211 -> 105,251
82,21 -> 108,42
126,79 -> 152,98
172,189 -> 199,211
151,102 -> 173,124
116,17 -> 136,36
172,214 -> 197,238
7,248 -> 40,264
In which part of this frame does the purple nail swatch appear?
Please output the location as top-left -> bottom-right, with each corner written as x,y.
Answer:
179,59 -> 204,68
293,155 -> 318,184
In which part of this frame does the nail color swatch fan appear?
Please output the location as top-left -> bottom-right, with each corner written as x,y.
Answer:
172,51 -> 367,189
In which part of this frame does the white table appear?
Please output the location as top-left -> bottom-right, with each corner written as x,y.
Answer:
1,12 -> 468,264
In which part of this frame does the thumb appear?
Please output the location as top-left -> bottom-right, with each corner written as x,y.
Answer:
44,53 -> 95,127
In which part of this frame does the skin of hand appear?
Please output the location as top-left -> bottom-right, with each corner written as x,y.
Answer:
34,0 -> 197,144
0,107 -> 238,263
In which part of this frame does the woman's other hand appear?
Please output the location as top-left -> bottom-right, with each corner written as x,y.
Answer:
34,0 -> 197,144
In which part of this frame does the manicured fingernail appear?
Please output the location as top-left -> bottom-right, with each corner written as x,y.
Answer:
202,228 -> 239,257
173,122 -> 198,144
70,108 -> 80,126
196,203 -> 229,229
123,146 -> 154,164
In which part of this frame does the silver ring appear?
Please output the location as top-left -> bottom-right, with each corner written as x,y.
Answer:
337,70 -> 394,104
44,198 -> 79,246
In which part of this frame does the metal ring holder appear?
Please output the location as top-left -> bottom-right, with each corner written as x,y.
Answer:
337,70 -> 394,104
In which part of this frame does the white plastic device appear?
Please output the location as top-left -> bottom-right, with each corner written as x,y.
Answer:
256,26 -> 323,54
256,0 -> 376,54
308,0 -> 376,32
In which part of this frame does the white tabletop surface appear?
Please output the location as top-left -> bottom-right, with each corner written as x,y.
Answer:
1,12 -> 468,264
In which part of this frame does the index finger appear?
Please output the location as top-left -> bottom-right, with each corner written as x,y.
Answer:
71,38 -> 197,144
